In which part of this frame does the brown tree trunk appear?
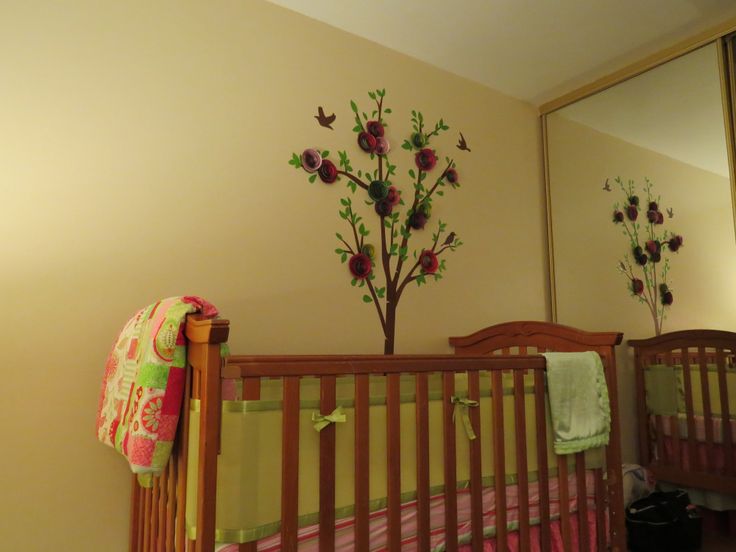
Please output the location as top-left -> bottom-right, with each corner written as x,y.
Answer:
384,294 -> 397,355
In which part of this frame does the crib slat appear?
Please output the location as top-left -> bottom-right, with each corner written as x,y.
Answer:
319,375 -> 337,552
575,453 -> 589,552
655,415 -> 666,463
130,476 -> 141,552
671,415 -> 681,469
534,370 -> 551,552
387,373 -> 402,552
176,363 -> 192,552
415,373 -> 431,552
281,376 -> 300,551
138,480 -> 145,552
151,476 -> 160,552
594,468 -> 606,552
558,458 -> 572,552
513,370 -> 530,552
681,349 -> 698,471
492,371 -> 507,552
166,458 -> 176,552
468,370 -> 484,551
443,371 -> 459,552
717,349 -> 734,475
158,469 -> 167,552
243,377 -> 261,400
699,347 -> 715,471
354,374 -> 370,551
143,486 -> 151,552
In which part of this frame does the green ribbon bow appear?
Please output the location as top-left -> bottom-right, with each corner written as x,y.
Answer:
312,406 -> 347,432
451,396 -> 479,440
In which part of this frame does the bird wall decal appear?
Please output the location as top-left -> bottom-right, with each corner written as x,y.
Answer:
602,178 -> 611,191
667,207 -> 674,218
456,132 -> 471,152
315,106 -> 336,130
443,232 -> 456,246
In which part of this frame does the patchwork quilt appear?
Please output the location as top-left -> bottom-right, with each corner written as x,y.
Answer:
96,296 -> 218,474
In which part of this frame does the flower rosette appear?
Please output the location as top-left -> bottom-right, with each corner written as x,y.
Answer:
318,159 -> 338,184
375,199 -> 393,218
444,168 -> 459,187
368,180 -> 388,202
348,253 -> 372,280
374,137 -> 390,155
415,148 -> 437,171
357,131 -> 377,153
386,186 -> 401,206
366,121 -> 384,137
301,148 -> 322,173
419,250 -> 439,274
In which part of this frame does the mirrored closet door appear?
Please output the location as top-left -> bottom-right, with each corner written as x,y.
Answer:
546,41 -> 736,339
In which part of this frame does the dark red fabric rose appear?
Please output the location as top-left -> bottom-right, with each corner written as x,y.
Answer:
318,159 -> 338,183
648,201 -> 658,211
415,148 -> 437,171
635,253 -> 648,266
646,210 -> 657,223
613,210 -> 624,223
667,235 -> 683,252
375,199 -> 393,218
645,240 -> 660,255
366,121 -> 384,137
662,291 -> 674,306
387,186 -> 401,206
358,131 -> 377,153
348,253 -> 372,279
374,137 -> 390,155
445,168 -> 458,184
408,211 -> 428,230
300,148 -> 322,173
656,212 -> 664,224
626,205 -> 638,221
419,250 -> 439,274
631,278 -> 644,295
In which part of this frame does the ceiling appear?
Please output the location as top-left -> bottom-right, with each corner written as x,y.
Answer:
265,0 -> 736,106
557,42 -> 729,177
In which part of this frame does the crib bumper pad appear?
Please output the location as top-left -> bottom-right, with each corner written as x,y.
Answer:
96,296 -> 218,475
185,374 -> 605,544
542,352 -> 611,454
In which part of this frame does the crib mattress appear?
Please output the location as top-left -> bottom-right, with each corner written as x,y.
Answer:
211,471 -> 599,552
186,373 -> 605,545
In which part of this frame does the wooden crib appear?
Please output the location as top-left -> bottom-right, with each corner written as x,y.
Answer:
129,318 -> 626,552
630,330 -> 736,497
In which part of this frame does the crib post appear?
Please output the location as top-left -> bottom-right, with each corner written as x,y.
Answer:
185,315 -> 230,552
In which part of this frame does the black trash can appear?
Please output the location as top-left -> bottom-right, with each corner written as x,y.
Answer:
626,489 -> 702,551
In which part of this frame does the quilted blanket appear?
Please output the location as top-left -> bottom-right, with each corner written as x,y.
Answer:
96,296 -> 218,474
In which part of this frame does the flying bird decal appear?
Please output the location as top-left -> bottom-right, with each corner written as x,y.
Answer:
456,132 -> 471,152
315,106 -> 336,130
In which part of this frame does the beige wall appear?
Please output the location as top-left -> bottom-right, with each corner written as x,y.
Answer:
548,114 -> 736,462
0,1 -> 547,549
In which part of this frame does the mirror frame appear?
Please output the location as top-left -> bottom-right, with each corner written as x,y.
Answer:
541,19 -> 736,321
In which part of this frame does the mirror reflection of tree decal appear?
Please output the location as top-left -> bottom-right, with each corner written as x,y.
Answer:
289,89 -> 465,354
611,177 -> 683,335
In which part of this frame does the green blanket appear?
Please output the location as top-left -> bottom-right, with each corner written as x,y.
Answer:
542,351 -> 611,454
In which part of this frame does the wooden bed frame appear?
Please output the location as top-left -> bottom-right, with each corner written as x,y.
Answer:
630,329 -> 736,497
129,318 -> 625,552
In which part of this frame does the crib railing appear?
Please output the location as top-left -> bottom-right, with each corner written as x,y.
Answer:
630,330 -> 736,495
130,317 -> 623,552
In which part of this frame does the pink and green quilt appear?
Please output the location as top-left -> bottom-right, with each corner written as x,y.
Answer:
96,296 -> 218,474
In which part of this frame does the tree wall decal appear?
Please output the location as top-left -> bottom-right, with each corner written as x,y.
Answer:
610,177 -> 684,335
289,89 -> 465,354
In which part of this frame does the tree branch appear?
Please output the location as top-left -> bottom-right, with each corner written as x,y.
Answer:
365,277 -> 386,332
338,237 -> 355,254
337,170 -> 369,191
